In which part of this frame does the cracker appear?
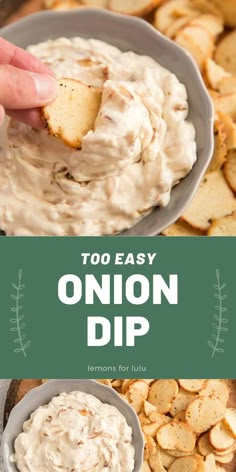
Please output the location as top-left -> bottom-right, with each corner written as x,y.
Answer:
214,452 -> 234,464
170,390 -> 198,417
209,421 -> 235,451
205,59 -> 231,91
219,78 -> 236,95
224,150 -> 236,193
198,433 -> 214,457
182,170 -> 236,231
200,380 -> 229,405
223,408 -> 236,438
51,0 -> 81,9
139,412 -> 152,427
143,418 -> 167,437
148,446 -> 167,472
154,0 -> 199,35
144,434 -> 157,460
190,14 -> 223,38
162,220 -> 205,236
186,395 -> 226,434
42,78 -> 102,149
157,421 -> 196,453
207,214 -> 236,236
205,453 -> 217,472
178,380 -> 207,393
121,379 -> 135,393
215,31 -> 236,75
81,0 -> 108,6
169,455 -> 198,472
159,448 -> 175,468
207,120 -> 228,172
148,379 -> 179,414
144,400 -> 157,417
217,112 -> 236,151
126,380 -> 149,413
109,0 -> 161,16
141,461 -> 152,472
175,25 -> 214,71
211,92 -> 236,121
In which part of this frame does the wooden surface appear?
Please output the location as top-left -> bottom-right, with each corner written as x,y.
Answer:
4,379 -> 236,471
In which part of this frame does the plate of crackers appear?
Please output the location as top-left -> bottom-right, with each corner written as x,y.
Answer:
3,378 -> 236,471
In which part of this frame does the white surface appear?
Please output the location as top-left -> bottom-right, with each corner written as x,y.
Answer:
0,381 -> 11,472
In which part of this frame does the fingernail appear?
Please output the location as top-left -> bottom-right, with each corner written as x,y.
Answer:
30,73 -> 58,103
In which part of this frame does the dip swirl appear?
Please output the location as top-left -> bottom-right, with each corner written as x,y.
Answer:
14,391 -> 135,472
0,37 -> 197,235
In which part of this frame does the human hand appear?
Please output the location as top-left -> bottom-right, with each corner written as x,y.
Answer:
0,38 -> 58,128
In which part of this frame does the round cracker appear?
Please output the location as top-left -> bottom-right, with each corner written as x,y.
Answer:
175,25 -> 214,71
200,380 -> 229,405
207,214 -> 236,236
81,0 -> 108,6
141,461 -> 152,472
207,120 -> 228,173
214,451 -> 234,464
154,0 -> 199,34
162,220 -> 205,236
223,408 -> 236,438
157,421 -> 196,453
224,150 -> 236,193
182,170 -> 236,231
127,380 -> 149,413
209,421 -> 235,451
169,455 -> 198,472
178,380 -> 207,393
211,92 -> 236,121
148,379 -> 179,414
190,14 -> 223,37
170,390 -> 198,417
51,0 -> 81,9
185,395 -> 226,434
205,59 -> 231,91
198,433 -> 214,456
109,0 -> 161,16
217,112 -> 236,151
215,31 -> 236,76
219,77 -> 236,95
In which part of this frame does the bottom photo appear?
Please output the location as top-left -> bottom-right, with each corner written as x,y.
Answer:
0,379 -> 236,472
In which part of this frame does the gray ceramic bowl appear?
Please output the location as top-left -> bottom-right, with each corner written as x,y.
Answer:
0,8 -> 214,235
2,379 -> 144,472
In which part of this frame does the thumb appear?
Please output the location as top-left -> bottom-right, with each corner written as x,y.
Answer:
0,64 -> 58,110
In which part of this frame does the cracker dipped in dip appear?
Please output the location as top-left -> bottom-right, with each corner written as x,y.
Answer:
0,37 -> 197,235
13,391 -> 135,472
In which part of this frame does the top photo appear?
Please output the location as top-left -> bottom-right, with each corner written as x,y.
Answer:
0,0 -> 235,237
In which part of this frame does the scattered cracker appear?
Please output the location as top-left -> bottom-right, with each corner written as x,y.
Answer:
224,150 -> 236,193
215,31 -> 236,76
182,170 -> 236,231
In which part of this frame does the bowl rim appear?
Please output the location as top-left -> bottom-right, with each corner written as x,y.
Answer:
2,378 -> 144,472
0,8 -> 214,236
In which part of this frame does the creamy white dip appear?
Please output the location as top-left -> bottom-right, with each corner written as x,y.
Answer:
0,37 -> 197,235
14,391 -> 135,472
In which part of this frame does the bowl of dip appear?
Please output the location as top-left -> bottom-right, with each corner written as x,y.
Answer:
2,379 -> 144,472
0,8 -> 214,236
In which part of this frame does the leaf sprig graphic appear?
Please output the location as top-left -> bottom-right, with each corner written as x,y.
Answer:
208,269 -> 228,358
10,269 -> 31,358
